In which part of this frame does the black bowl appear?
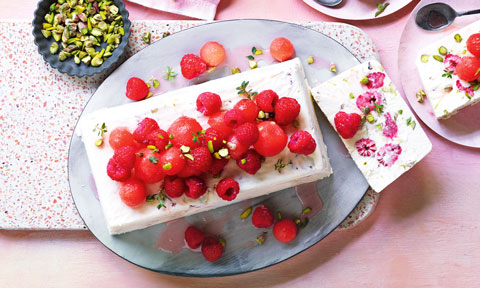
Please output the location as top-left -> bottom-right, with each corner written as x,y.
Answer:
32,0 -> 131,77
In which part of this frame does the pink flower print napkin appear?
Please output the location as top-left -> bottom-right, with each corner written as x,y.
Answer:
127,0 -> 221,20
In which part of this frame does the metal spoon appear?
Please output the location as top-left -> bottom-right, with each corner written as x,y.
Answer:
415,2 -> 480,31
314,0 -> 343,7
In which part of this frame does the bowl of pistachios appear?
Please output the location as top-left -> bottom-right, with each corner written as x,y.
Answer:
33,0 -> 131,77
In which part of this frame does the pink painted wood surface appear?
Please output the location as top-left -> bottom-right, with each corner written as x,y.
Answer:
2,0 -> 480,287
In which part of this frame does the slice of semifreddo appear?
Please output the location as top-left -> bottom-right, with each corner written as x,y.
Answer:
416,20 -> 480,119
311,60 -> 432,192
78,58 -> 332,235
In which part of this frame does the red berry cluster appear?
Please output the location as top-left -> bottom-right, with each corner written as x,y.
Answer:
107,84 -> 318,208
184,226 -> 224,262
181,42 -> 226,80
250,205 -> 298,243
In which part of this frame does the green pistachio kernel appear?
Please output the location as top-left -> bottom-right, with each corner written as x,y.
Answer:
438,46 -> 448,55
420,54 -> 429,63
360,76 -> 369,85
433,55 -> 444,62
307,56 -> 314,64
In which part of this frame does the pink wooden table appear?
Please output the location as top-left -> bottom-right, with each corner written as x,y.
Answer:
2,0 -> 480,287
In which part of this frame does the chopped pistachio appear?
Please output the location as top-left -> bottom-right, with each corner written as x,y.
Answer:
307,56 -> 314,64
473,83 -> 480,91
349,92 -> 355,99
249,60 -> 257,69
218,148 -> 229,158
433,55 -> 444,62
213,152 -> 221,160
302,207 -> 311,214
240,207 -> 252,219
142,31 -> 151,44
295,218 -> 301,225
146,92 -> 153,99
165,143 -> 173,150
152,79 -> 160,88
276,211 -> 282,220
366,114 -> 375,123
330,63 -> 337,73
207,141 -> 214,153
41,30 -> 52,39
257,110 -> 265,119
184,154 -> 194,161
95,138 -> 103,147
240,158 -> 246,165
438,46 -> 447,55
420,54 -> 429,63
360,76 -> 369,85
454,33 -> 462,43
180,145 -> 191,154
50,42 -> 59,54
256,234 -> 265,245
232,67 -> 241,74
162,163 -> 172,170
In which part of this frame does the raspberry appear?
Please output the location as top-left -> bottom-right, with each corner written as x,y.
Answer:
186,146 -> 212,173
126,77 -> 149,101
234,99 -> 259,123
456,80 -> 474,98
467,33 -> 480,57
146,129 -> 169,151
365,72 -> 385,89
333,111 -> 362,139
109,127 -> 136,150
224,109 -> 246,128
455,56 -> 480,82
356,91 -> 383,112
236,149 -> 262,175
444,54 -> 461,72
134,148 -> 166,184
208,112 -> 234,138
164,176 -> 186,198
184,226 -> 205,249
119,177 -> 146,208
204,127 -> 226,152
227,134 -> 249,160
235,122 -> 259,147
113,146 -> 136,169
288,131 -> 316,155
196,92 -> 222,116
253,121 -> 288,157
158,147 -> 186,175
184,176 -> 207,199
382,112 -> 398,139
200,41 -> 226,67
133,117 -> 160,144
106,158 -> 131,182
180,54 -> 207,80
256,90 -> 279,113
251,205 -> 274,228
270,37 -> 295,62
216,177 -> 239,201
209,158 -> 229,176
168,116 -> 203,149
377,143 -> 402,167
176,165 -> 202,178
274,97 -> 300,125
273,218 -> 298,243
355,138 -> 377,157
201,236 -> 223,262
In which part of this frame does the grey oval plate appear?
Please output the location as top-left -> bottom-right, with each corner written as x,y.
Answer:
68,19 -> 369,277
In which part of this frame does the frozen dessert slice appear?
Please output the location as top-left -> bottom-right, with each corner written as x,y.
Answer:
312,60 -> 432,192
416,20 -> 480,119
